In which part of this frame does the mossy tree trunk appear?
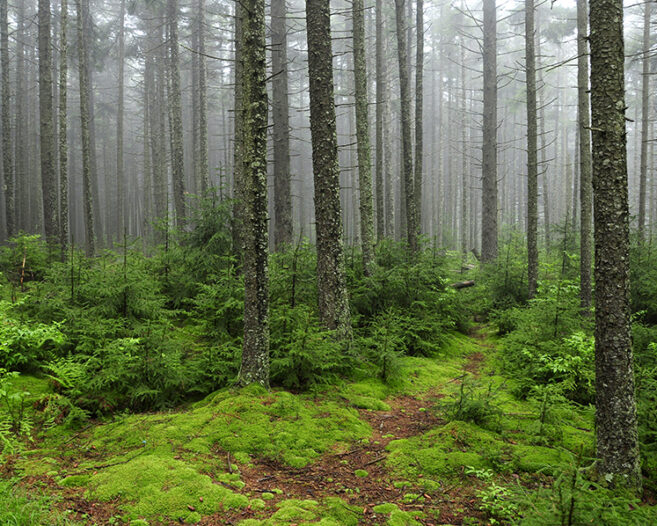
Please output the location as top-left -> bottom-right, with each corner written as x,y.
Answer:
589,0 -> 642,490
525,0 -> 538,298
305,0 -> 352,338
59,0 -> 69,257
238,0 -> 269,387
353,0 -> 374,274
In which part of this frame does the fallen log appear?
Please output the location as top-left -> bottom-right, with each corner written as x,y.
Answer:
450,280 -> 475,290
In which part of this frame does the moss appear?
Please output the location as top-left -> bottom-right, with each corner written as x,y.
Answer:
17,456 -> 60,477
250,498 -> 266,510
270,499 -> 318,521
59,475 -> 91,488
512,445 -> 574,475
349,395 -> 391,411
261,492 -> 275,501
129,521 -> 149,526
373,503 -> 399,514
354,469 -> 368,478
88,454 -> 248,522
372,503 -> 423,526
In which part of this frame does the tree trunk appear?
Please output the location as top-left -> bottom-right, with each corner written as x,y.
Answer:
305,0 -> 351,338
38,0 -> 58,245
116,0 -> 125,239
353,0 -> 374,274
1,0 -> 13,238
394,0 -> 418,254
198,0 -> 209,193
525,0 -> 538,298
271,0 -> 292,250
415,0 -> 424,233
638,0 -> 651,244
76,0 -> 95,256
167,0 -> 186,226
375,0 -> 385,241
589,0 -> 642,489
232,3 -> 243,258
238,0 -> 269,387
578,0 -> 593,312
59,0 -> 69,257
481,0 -> 498,262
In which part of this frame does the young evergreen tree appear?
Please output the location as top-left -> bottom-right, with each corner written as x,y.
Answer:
589,0 -> 642,489
238,0 -> 269,387
305,0 -> 351,338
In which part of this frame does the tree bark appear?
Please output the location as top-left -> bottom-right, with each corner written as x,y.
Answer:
638,0 -> 650,244
525,0 -> 538,298
1,0 -> 13,238
305,0 -> 351,338
375,0 -> 385,241
116,0 -> 125,239
481,0 -> 498,262
271,0 -> 292,250
394,0 -> 418,254
59,0 -> 69,257
415,0 -> 424,233
353,0 -> 374,274
198,0 -> 209,193
589,0 -> 642,489
578,0 -> 593,312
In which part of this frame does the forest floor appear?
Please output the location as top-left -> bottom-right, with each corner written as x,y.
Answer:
3,328 -> 598,525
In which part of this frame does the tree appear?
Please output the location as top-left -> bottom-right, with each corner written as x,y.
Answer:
415,0 -> 424,232
197,0 -> 209,193
116,0 -> 126,238
1,0 -> 13,238
577,0 -> 592,311
76,0 -> 95,256
353,0 -> 374,273
167,0 -> 186,226
305,0 -> 351,337
589,0 -> 642,489
394,0 -> 418,254
525,0 -> 538,298
375,0 -> 385,240
638,0 -> 651,244
238,0 -> 270,387
481,0 -> 498,262
271,0 -> 292,250
38,0 -> 58,245
59,0 -> 69,256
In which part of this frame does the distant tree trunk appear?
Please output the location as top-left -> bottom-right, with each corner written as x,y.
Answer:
589,0 -> 642,489
14,0 -> 26,231
394,0 -> 418,254
167,0 -> 186,226
232,3 -> 243,258
305,0 -> 351,338
76,0 -> 95,256
59,0 -> 69,256
197,0 -> 209,193
271,0 -> 292,250
116,0 -> 125,239
415,0 -> 424,233
238,0 -> 269,387
481,0 -> 498,262
525,0 -> 538,298
536,20 -> 550,249
38,0 -> 58,245
638,0 -> 651,244
1,0 -> 13,238
460,38 -> 467,255
578,0 -> 593,311
353,0 -> 374,274
375,0 -> 385,241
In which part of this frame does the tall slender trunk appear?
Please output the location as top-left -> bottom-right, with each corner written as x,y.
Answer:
375,0 -> 385,240
305,0 -> 351,338
638,0 -> 651,244
589,0 -> 642,489
232,3 -> 243,257
578,0 -> 593,311
1,0 -> 13,238
116,0 -> 125,239
353,0 -> 374,274
460,38 -> 467,255
198,0 -> 209,192
414,0 -> 424,233
481,0 -> 498,262
271,0 -> 292,249
167,0 -> 186,226
59,0 -> 69,256
239,0 -> 269,387
75,0 -> 95,256
526,0 -> 538,298
39,0 -> 58,245
394,0 -> 418,254
15,0 -> 26,231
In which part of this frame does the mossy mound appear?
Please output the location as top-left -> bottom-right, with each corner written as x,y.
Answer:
90,385 -> 370,468
88,454 -> 248,522
238,497 -> 362,525
372,503 -> 424,525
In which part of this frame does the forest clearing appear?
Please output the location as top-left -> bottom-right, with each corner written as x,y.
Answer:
2,0 -> 657,523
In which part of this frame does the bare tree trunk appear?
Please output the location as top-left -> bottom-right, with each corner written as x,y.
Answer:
589,0 -> 642,490
415,0 -> 424,232
394,0 -> 418,254
481,0 -> 498,262
353,0 -> 374,274
116,0 -> 125,239
232,3 -> 243,258
525,0 -> 538,298
578,0 -> 593,311
238,0 -> 269,387
1,0 -> 13,238
271,0 -> 292,249
305,0 -> 351,338
59,0 -> 69,256
198,0 -> 208,193
638,0 -> 651,244
375,0 -> 385,241
75,0 -> 95,256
